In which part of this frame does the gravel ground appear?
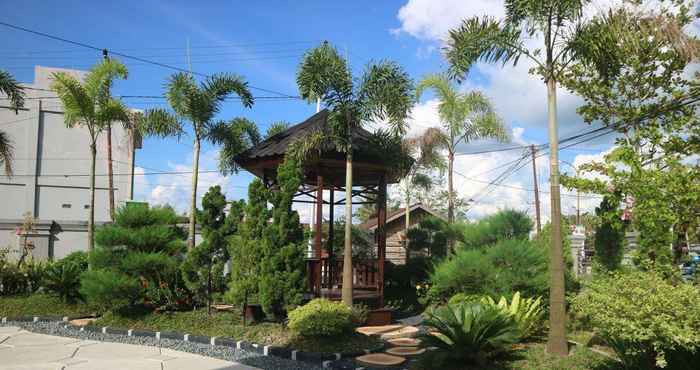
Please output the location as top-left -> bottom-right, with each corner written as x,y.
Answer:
1,321 -> 323,370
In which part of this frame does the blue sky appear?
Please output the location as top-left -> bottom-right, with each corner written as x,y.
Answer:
1,0 -> 624,221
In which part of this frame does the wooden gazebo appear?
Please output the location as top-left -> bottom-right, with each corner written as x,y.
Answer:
236,109 -> 405,308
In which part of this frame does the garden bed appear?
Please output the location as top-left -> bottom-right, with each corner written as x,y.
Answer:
0,294 -> 94,318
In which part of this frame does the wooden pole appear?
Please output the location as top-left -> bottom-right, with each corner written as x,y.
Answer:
327,187 -> 335,286
377,176 -> 387,308
530,144 -> 542,233
314,175 -> 324,296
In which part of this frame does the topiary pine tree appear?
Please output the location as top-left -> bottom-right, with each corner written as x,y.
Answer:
258,157 -> 307,318
181,185 -> 243,313
226,178 -> 269,323
594,195 -> 626,271
80,204 -> 186,312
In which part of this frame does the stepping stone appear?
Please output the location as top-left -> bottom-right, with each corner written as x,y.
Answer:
380,326 -> 419,340
386,346 -> 426,357
211,304 -> 235,312
387,337 -> 421,347
69,318 -> 97,327
356,324 -> 403,336
355,353 -> 406,367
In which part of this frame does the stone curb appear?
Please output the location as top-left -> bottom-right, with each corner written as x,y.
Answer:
1,316 -> 384,367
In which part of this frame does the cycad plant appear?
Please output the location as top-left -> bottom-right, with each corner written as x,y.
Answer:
482,292 -> 544,340
416,74 -> 508,224
0,69 -> 27,176
140,73 -> 255,250
50,59 -> 130,252
296,41 -> 414,305
420,301 -> 520,367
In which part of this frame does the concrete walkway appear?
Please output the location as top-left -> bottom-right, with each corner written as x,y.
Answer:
0,326 -> 259,370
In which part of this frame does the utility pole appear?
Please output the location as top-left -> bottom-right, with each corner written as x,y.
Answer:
103,49 -> 115,221
530,144 -> 542,233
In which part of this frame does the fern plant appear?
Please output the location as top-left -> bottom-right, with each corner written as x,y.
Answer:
419,301 -> 519,367
43,261 -> 84,303
481,292 -> 544,339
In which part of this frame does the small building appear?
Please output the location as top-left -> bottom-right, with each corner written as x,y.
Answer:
359,203 -> 446,265
0,66 -> 141,260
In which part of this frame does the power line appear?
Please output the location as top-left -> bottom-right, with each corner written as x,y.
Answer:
0,21 -> 301,99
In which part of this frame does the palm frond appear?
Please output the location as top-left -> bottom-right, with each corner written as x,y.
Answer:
84,58 -> 128,102
140,108 -> 184,138
445,16 -> 526,81
286,130 -> 326,164
297,42 -> 353,107
166,72 -> 197,118
357,60 -> 414,135
96,98 -> 132,128
207,117 -> 260,175
202,73 -> 254,108
0,130 -> 14,177
50,72 -> 95,129
265,121 -> 290,139
0,70 -> 25,112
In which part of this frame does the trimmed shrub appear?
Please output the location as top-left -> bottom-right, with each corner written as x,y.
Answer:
427,239 -> 548,304
79,270 -> 140,311
419,301 -> 519,367
288,299 -> 352,337
572,270 -> 700,369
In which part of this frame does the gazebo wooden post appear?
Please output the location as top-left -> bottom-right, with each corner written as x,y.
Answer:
314,175 -> 324,297
327,187 -> 335,287
377,176 -> 387,307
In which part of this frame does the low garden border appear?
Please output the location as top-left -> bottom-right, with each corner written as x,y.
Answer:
0,315 -> 385,368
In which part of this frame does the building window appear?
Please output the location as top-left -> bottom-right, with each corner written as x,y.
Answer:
62,204 -> 71,208
84,205 -> 90,209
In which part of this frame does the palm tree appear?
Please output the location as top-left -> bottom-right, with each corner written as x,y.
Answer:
140,72 -> 253,250
443,0 -> 597,355
400,133 -> 446,249
296,41 -> 414,306
0,70 -> 26,176
50,59 -> 130,253
416,73 -> 508,224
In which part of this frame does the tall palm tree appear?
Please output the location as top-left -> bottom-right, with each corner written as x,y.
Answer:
50,59 -> 130,253
400,133 -> 446,247
443,0 -> 598,355
140,72 -> 253,250
296,42 -> 414,306
0,70 -> 26,176
416,73 -> 508,224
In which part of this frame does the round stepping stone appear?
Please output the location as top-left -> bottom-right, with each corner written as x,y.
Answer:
380,326 -> 419,340
387,337 -> 421,347
385,346 -> 426,356
355,353 -> 406,367
356,324 -> 403,336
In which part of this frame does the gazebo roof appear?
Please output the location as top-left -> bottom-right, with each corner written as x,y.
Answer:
236,109 -> 406,187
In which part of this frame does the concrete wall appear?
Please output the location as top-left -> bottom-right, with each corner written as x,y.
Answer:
1,66 -> 140,256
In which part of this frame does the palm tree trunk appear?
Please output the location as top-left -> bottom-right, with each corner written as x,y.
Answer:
106,122 -> 115,221
88,141 -> 97,255
447,151 -> 454,223
188,136 -> 200,251
545,77 -> 568,356
404,185 -> 410,262
341,150 -> 354,306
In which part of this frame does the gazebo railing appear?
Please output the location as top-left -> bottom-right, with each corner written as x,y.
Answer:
321,257 -> 378,289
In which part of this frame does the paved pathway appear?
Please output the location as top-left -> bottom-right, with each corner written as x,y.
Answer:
0,326 -> 259,370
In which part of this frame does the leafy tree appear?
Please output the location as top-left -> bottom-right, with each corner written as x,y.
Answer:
0,69 -> 25,176
296,41 -> 414,305
80,205 -> 187,311
258,157 -> 307,317
328,219 -> 376,261
50,59 -> 130,253
443,0 -> 615,353
181,186 -> 243,313
406,216 -> 450,260
561,3 -> 700,266
593,195 -> 626,271
460,209 -> 532,249
399,131 -> 446,243
139,72 -> 255,250
226,179 -> 269,322
415,73 -> 508,224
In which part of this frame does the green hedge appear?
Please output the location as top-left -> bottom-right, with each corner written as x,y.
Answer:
288,299 -> 352,337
